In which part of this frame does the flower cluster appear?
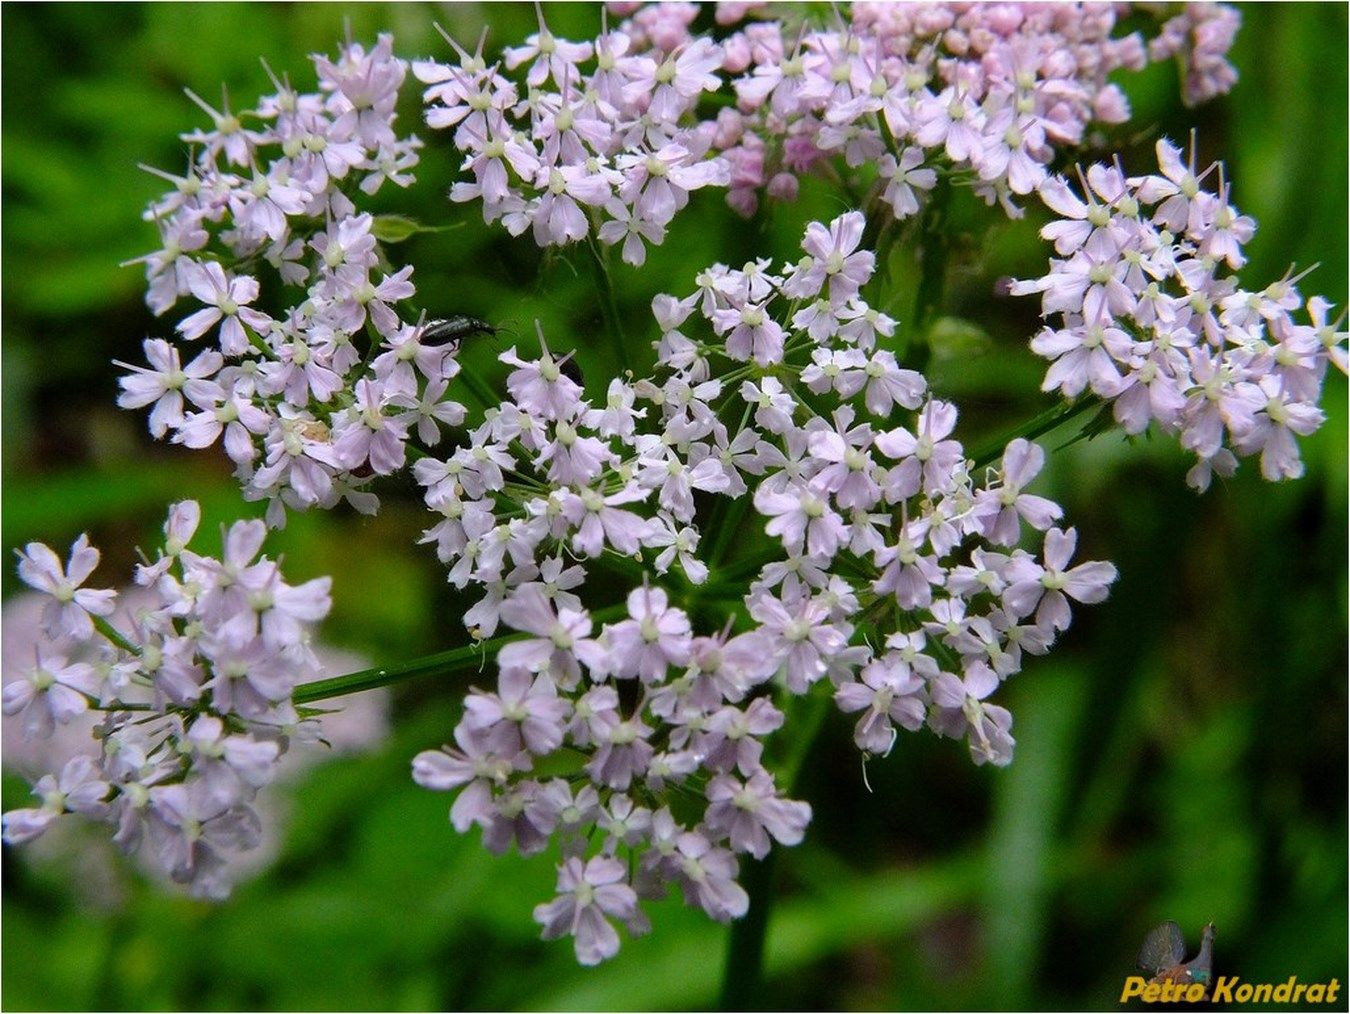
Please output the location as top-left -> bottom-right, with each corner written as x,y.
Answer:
411,210 -> 1116,963
421,1 -> 1240,257
1146,2 -> 1242,106
414,9 -> 731,264
121,36 -> 464,527
64,13 -> 1333,971
2,504 -> 333,899
1013,139 -> 1348,488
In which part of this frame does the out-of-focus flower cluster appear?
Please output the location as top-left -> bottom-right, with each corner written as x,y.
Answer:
3,590 -> 386,906
1013,139 -> 1349,488
2,504 -> 334,900
410,209 -> 1116,963
122,35 -> 467,528
419,0 -> 1240,261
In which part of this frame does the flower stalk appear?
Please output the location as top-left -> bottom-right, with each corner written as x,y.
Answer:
587,234 -> 630,374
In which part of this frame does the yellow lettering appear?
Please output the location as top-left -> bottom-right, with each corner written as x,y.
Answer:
1236,983 -> 1253,1002
1120,976 -> 1147,1002
1143,982 -> 1161,1002
1252,982 -> 1273,1003
1328,979 -> 1340,1003
1185,983 -> 1205,1002
1293,983 -> 1308,1003
1274,976 -> 1297,1002
1306,983 -> 1326,1003
1211,976 -> 1236,1003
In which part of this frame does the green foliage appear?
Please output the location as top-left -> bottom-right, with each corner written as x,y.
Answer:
2,3 -> 1345,1010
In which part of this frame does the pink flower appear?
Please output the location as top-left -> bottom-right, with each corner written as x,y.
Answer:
748,592 -> 844,692
563,484 -> 653,559
1030,319 -> 1131,398
979,439 -> 1063,546
621,37 -> 723,122
1229,376 -> 1326,481
462,667 -> 572,755
1,756 -> 109,844
616,143 -> 730,229
2,652 -> 102,740
498,585 -> 603,689
914,86 -> 985,165
878,147 -> 937,219
754,480 -> 847,558
16,535 -> 117,640
176,262 -> 273,355
1003,528 -> 1118,631
533,855 -> 645,966
705,768 -> 811,859
605,586 -> 693,683
835,658 -> 926,754
784,211 -> 874,304
875,399 -> 965,496
331,378 -> 410,475
928,662 -> 1015,767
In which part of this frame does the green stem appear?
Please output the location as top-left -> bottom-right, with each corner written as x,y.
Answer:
876,112 -> 903,162
293,603 -> 628,706
293,633 -> 516,705
94,616 -> 140,655
708,496 -> 752,570
244,324 -> 279,361
716,546 -> 778,585
718,686 -> 832,1010
586,235 -> 630,374
779,687 -> 832,794
904,178 -> 952,373
967,397 -> 1100,472
718,849 -> 776,1011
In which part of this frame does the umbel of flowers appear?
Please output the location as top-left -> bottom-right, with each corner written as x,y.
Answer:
117,33 -> 452,529
419,0 -> 1241,257
406,208 -> 1118,962
4,505 -> 331,900
5,2 -> 1346,969
1013,146 -> 1343,488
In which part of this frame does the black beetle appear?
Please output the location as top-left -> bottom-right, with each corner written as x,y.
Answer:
418,315 -> 498,348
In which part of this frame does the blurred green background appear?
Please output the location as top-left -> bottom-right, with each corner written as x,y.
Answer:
2,3 -> 1345,1010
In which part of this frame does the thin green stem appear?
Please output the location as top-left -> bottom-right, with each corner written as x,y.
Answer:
244,324 -> 279,361
779,686 -> 833,794
967,397 -> 1100,472
708,496 -> 752,571
874,110 -> 903,162
293,604 -> 628,705
904,178 -> 952,373
716,546 -> 778,585
293,633 -> 515,705
718,849 -> 776,1010
94,616 -> 139,655
718,685 -> 832,1010
586,234 -> 630,374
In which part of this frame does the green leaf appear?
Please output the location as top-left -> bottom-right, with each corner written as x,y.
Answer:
372,214 -> 424,243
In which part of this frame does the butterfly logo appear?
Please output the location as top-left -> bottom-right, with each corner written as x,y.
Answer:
1136,921 -> 1216,997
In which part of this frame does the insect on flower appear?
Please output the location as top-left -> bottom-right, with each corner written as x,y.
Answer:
417,314 -> 501,352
